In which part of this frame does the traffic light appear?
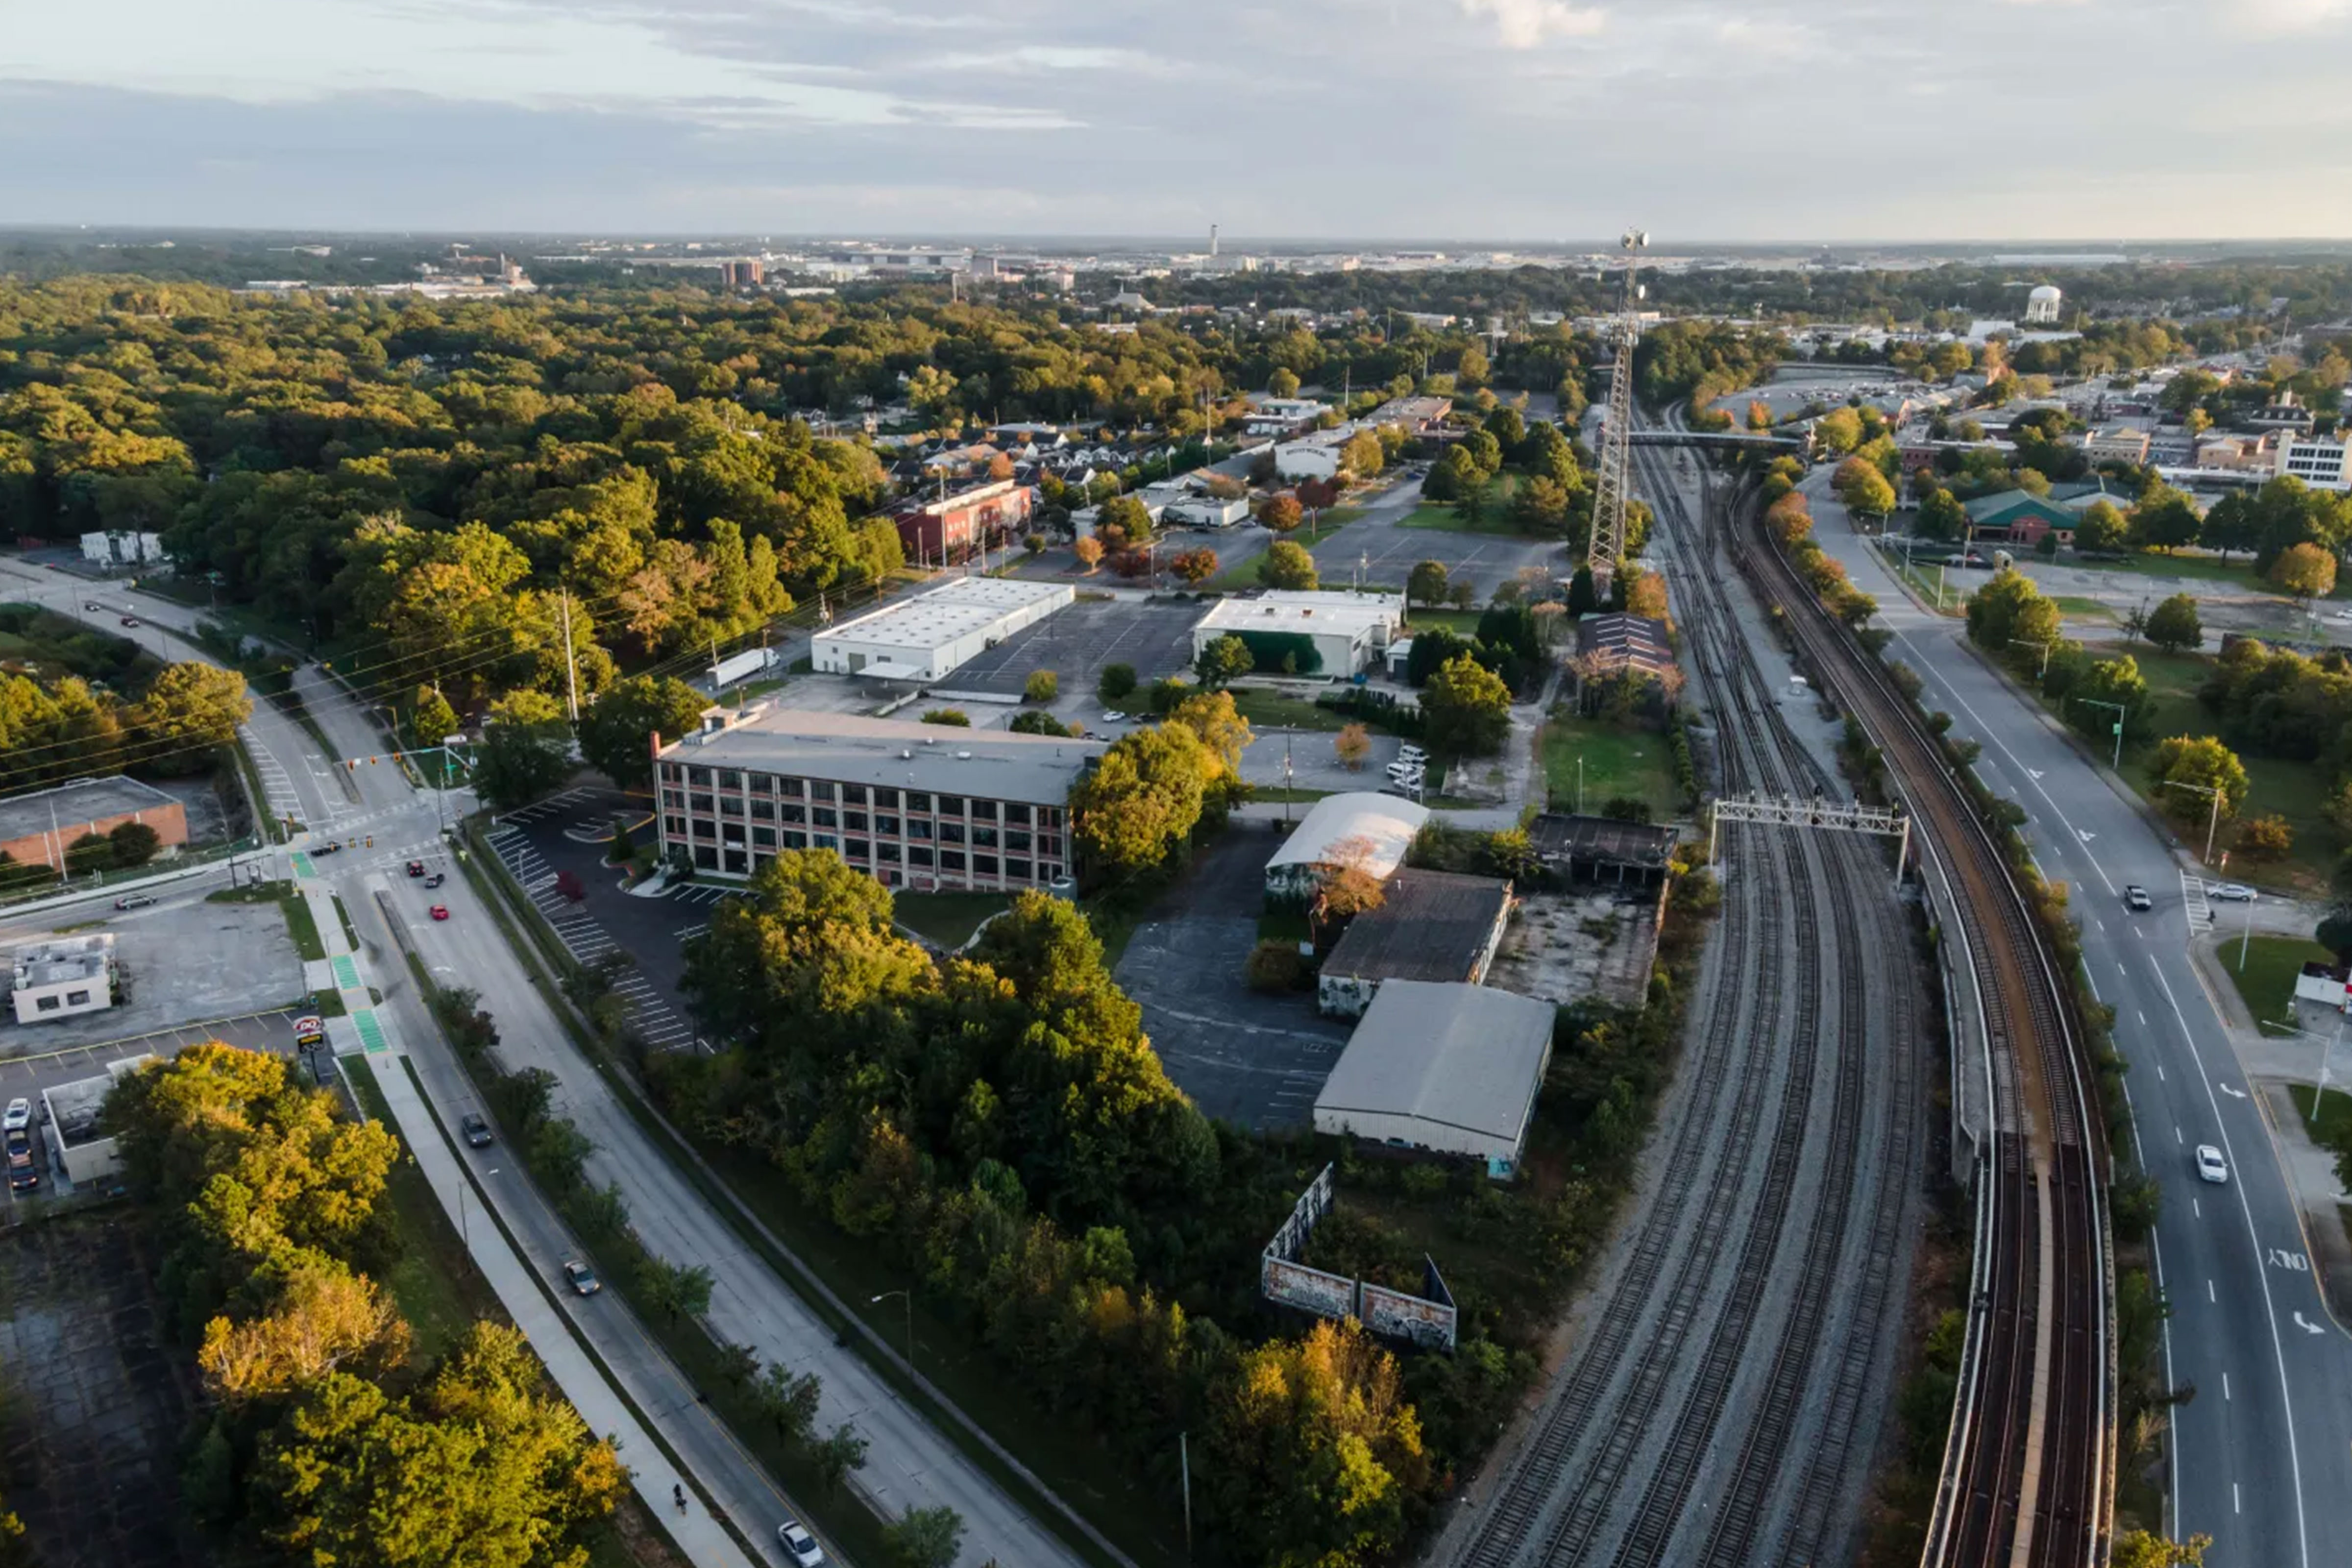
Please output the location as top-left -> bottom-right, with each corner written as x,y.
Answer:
365,836 -> 373,848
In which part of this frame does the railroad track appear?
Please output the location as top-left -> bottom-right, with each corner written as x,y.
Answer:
1718,427 -> 2113,1568
1447,437 -> 1923,1568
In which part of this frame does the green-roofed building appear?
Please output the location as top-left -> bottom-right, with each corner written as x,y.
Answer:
1962,488 -> 2079,548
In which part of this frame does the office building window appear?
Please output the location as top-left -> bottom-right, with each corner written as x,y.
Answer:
689,793 -> 713,814
691,818 -> 715,839
970,799 -> 997,822
664,815 -> 686,838
780,777 -> 805,798
719,770 -> 743,790
937,795 -> 965,816
845,810 -> 868,832
972,827 -> 998,848
973,854 -> 999,877
816,833 -> 839,852
751,800 -> 775,821
722,822 -> 745,844
661,763 -> 684,784
1006,858 -> 1031,881
1004,802 -> 1031,826
688,766 -> 713,786
940,822 -> 965,844
782,803 -> 807,825
879,841 -> 902,862
842,784 -> 867,806
1006,830 -> 1031,852
875,814 -> 900,836
939,850 -> 966,872
752,827 -> 776,848
875,787 -> 900,808
784,830 -> 808,850
719,796 -> 744,816
814,808 -> 838,829
845,837 -> 870,860
694,845 -> 718,869
905,791 -> 932,812
812,781 -> 837,802
909,846 -> 934,867
908,819 -> 933,840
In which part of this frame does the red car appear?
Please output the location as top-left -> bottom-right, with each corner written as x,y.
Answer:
405,860 -> 426,878
429,905 -> 450,922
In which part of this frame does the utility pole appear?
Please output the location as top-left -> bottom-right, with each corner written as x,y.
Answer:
1180,1432 -> 1194,1563
558,590 -> 580,724
1589,227 -> 1649,596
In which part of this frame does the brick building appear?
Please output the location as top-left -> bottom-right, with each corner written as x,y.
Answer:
893,479 -> 1036,564
0,777 -> 188,872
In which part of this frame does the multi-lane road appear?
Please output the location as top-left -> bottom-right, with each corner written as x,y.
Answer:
0,557 -> 1092,1568
1802,477 -> 2352,1565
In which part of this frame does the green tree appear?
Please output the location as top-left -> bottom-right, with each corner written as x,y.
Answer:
638,1257 -> 715,1323
1510,474 -> 1572,535
1022,670 -> 1059,704
475,689 -> 575,810
135,661 -> 253,753
107,819 -> 161,867
1097,494 -> 1153,546
577,675 -> 707,791
753,1364 -> 824,1447
2129,485 -> 2202,553
1008,710 -> 1075,736
1195,634 -> 1255,688
1098,663 -> 1138,702
883,1505 -> 966,1568
410,685 -> 459,747
1340,430 -> 1384,479
1832,457 -> 1896,518
2270,540 -> 2337,605
1069,721 -> 1213,877
1916,486 -> 1969,541
812,1424 -> 869,1496
2073,498 -> 2129,553
1964,566 -> 2061,655
2199,491 -> 2261,563
1259,540 -> 1320,591
2069,655 -> 2153,739
1268,368 -> 1300,398
680,850 -> 931,1052
2111,1531 -> 2211,1568
1407,559 -> 1450,607
2146,735 -> 2251,823
1421,652 -> 1513,756
2144,593 -> 2203,653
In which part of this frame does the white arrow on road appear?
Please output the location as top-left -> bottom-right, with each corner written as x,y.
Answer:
2219,1082 -> 2249,1099
2077,829 -> 2096,843
2292,1313 -> 2327,1336
2029,768 -> 2045,781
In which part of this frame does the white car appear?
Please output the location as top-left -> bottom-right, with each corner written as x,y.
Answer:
1100,710 -> 1128,723
776,1519 -> 827,1567
2206,883 -> 2255,902
2195,1145 -> 2229,1184
1,1099 -> 28,1133
1396,745 -> 1427,763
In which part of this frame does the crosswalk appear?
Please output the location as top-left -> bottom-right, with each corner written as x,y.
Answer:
484,825 -> 703,1053
245,725 -> 308,826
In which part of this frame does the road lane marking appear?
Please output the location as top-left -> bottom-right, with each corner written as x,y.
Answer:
2147,964 -> 2312,1566
2176,1127 -> 2184,1144
2194,1198 -> 2201,1219
2224,1373 -> 2231,1400
2157,1064 -> 2166,1082
2209,1280 -> 2216,1302
2139,1010 -> 2148,1027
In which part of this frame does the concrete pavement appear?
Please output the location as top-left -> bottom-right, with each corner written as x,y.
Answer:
1808,472 -> 2352,1566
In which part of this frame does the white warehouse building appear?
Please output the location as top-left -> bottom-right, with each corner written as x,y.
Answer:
1313,980 -> 1558,1179
1192,590 -> 1404,678
811,578 -> 1073,682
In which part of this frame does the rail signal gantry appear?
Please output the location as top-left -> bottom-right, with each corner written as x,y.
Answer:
1708,790 -> 1913,889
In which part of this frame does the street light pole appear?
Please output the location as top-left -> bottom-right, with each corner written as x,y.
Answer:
2261,1015 -> 2345,1123
2009,637 -> 2054,681
871,1290 -> 913,1373
2070,696 -> 2127,772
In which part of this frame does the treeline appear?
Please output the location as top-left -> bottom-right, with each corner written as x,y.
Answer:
106,1043 -> 622,1567
0,607 -> 251,792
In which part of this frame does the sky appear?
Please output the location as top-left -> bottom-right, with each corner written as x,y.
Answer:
3,0 -> 2350,241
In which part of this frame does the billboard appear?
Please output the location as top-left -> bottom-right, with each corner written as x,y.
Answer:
1262,1257 -> 1356,1320
1360,1257 -> 1458,1352
1259,1167 -> 1457,1353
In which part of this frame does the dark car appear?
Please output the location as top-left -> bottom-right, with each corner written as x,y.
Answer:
5,1130 -> 36,1194
460,1112 -> 494,1149
406,860 -> 427,878
119,615 -> 140,627
312,841 -> 342,856
424,873 -> 445,889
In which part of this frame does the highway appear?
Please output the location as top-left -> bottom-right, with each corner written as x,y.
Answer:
0,557 -> 1094,1568
1801,476 -> 2352,1566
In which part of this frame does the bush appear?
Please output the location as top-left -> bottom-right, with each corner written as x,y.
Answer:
2235,813 -> 2292,860
1008,710 -> 1074,736
1245,939 -> 1306,993
1099,663 -> 1138,702
65,832 -> 115,875
920,709 -> 972,728
1023,670 -> 1059,704
108,820 -> 163,867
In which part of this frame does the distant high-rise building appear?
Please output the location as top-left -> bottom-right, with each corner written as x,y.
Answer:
720,259 -> 765,288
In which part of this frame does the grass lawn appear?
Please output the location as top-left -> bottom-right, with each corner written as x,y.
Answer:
278,890 -> 325,961
2223,935 -> 2337,1029
2050,595 -> 2116,622
2287,1082 -> 2352,1145
341,1055 -> 507,1364
891,890 -> 1009,950
1396,503 -> 1536,537
1403,609 -> 1486,636
1228,688 -> 1355,733
1541,713 -> 1681,820
1247,786 -> 1336,806
2059,551 -> 2295,589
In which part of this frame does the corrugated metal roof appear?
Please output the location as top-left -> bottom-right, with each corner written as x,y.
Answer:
1314,980 -> 1555,1145
1265,792 -> 1428,876
1322,870 -> 1511,985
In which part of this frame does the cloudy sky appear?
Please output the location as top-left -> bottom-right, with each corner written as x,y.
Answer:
4,0 -> 2349,240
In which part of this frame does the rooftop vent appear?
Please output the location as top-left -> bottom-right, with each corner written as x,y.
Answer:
956,750 -> 973,760
901,749 -> 913,760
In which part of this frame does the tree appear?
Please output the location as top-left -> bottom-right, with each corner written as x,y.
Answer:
2073,498 -> 2129,553
812,1424 -> 869,1495
1023,670 -> 1059,704
2199,491 -> 2261,563
1341,430 -> 1385,479
2271,540 -> 2337,605
1260,540 -> 1320,591
1171,547 -> 1219,586
108,819 -> 161,867
578,675 -> 707,791
1268,368 -> 1300,398
639,1257 -> 715,1323
920,708 -> 972,727
1069,722 -> 1213,876
1832,457 -> 1896,518
1510,474 -> 1572,535
1916,486 -> 1969,542
1334,724 -> 1371,771
197,1255 -> 412,1404
410,685 -> 459,746
1009,710 -> 1075,736
753,1364 -> 824,1447
2130,486 -> 2202,553
2111,1531 -> 2211,1568
1407,559 -> 1450,608
59,830 -> 107,875
1422,652 -> 1513,756
1098,494 -> 1153,546
136,661 -> 253,752
883,1506 -> 966,1568
1073,535 -> 1104,573
1258,494 -> 1304,534
2146,735 -> 2251,823
1195,634 -> 1254,688
476,689 -> 575,810
680,850 -> 931,1051
1624,570 -> 1669,621
2235,813 -> 2293,860
1099,663 -> 1138,702
1964,566 -> 2061,655
2144,593 -> 2203,653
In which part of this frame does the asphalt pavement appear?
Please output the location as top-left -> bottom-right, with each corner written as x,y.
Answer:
1808,474 -> 2352,1567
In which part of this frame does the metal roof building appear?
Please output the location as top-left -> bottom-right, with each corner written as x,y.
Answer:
1317,869 -> 1513,1019
811,578 -> 1072,683
1312,980 -> 1557,1179
1264,792 -> 1428,897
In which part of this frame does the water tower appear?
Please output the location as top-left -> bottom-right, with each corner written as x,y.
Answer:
2026,284 -> 2062,324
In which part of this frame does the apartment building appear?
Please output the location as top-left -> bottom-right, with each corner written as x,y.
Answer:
654,709 -> 1101,891
2276,430 -> 2352,492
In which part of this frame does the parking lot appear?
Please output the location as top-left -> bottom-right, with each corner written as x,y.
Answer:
1111,826 -> 1350,1130
934,594 -> 1201,704
0,892 -> 305,1061
1239,727 -> 1409,792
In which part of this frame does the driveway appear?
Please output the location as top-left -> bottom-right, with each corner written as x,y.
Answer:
1113,826 -> 1350,1130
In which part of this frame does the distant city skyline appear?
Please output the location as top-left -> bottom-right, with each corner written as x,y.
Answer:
5,0 -> 2350,239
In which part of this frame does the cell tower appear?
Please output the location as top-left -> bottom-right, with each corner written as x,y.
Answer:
1588,227 -> 1649,593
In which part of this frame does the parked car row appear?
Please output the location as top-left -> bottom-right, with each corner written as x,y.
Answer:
5,1101 -> 38,1194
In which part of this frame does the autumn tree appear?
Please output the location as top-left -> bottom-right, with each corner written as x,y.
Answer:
1333,724 -> 1371,771
1259,540 -> 1319,591
1069,721 -> 1214,877
2145,735 -> 2250,824
1258,493 -> 1304,534
136,662 -> 254,754
1171,547 -> 1219,585
1422,652 -> 1513,756
1832,456 -> 1896,518
2270,540 -> 2337,606
197,1254 -> 412,1404
2110,1531 -> 2211,1568
1073,535 -> 1105,572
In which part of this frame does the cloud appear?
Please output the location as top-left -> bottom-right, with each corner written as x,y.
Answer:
1714,16 -> 1813,57
1456,0 -> 1607,49
2233,0 -> 2352,31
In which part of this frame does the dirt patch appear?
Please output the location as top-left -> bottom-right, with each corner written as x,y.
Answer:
1489,887 -> 1661,1009
0,1212 -> 211,1568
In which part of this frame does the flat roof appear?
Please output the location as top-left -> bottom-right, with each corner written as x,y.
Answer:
1197,593 -> 1400,641
11,933 -> 114,988
816,579 -> 1070,654
1267,793 -> 1428,876
1323,870 -> 1512,985
0,775 -> 177,844
1525,812 -> 1678,870
662,709 -> 1103,802
1315,980 -> 1556,1145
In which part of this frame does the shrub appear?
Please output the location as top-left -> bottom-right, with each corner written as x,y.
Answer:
1099,663 -> 1138,701
2235,813 -> 2292,860
1245,939 -> 1306,993
1023,670 -> 1059,704
108,820 -> 163,867
920,709 -> 972,728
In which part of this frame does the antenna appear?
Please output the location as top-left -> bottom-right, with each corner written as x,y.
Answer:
1588,227 -> 1649,595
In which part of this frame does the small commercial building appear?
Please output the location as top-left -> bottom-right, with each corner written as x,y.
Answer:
1243,397 -> 1328,438
1192,590 -> 1404,678
1313,980 -> 1557,1179
655,708 -> 1101,889
812,578 -> 1072,683
2078,427 -> 2152,466
8,934 -> 118,1025
79,530 -> 165,568
1165,495 -> 1250,529
1367,395 -> 1453,434
0,776 -> 188,872
1525,813 -> 1679,886
1273,441 -> 1345,482
892,478 -> 1037,564
1962,488 -> 2079,548
1266,792 -> 1428,901
2296,960 -> 2350,1014
41,1055 -> 157,1188
1317,869 -> 1514,1019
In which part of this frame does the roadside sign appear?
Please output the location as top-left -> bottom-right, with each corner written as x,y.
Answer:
294,1014 -> 326,1046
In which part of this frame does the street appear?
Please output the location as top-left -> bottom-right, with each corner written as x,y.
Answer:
1807,474 -> 2352,1566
